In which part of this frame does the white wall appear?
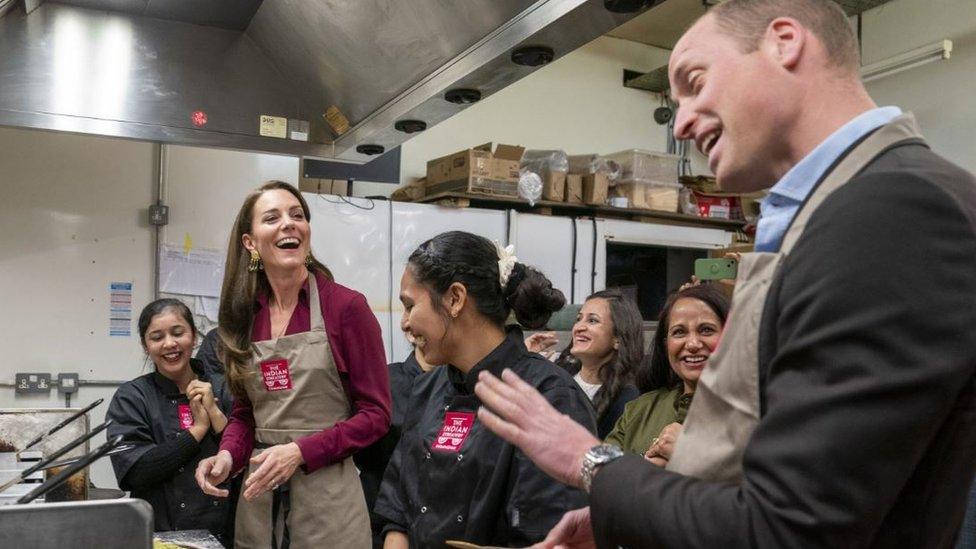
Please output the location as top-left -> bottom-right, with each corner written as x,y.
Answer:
0,126 -> 156,489
398,35 -> 673,185
862,0 -> 976,173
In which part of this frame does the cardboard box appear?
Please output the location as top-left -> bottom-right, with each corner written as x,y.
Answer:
611,182 -> 648,209
390,178 -> 426,202
680,175 -> 721,194
542,171 -> 566,202
425,143 -> 525,198
566,174 -> 583,203
582,174 -> 609,206
299,178 -> 348,196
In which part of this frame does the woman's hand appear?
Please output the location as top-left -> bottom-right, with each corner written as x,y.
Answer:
188,379 -> 227,434
525,332 -> 559,354
187,379 -> 216,410
383,531 -> 409,549
188,394 -> 211,441
195,450 -> 233,497
532,507 -> 596,549
643,422 -> 683,467
242,442 -> 305,501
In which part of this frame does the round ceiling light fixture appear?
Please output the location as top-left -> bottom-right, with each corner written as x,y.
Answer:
511,45 -> 555,67
444,88 -> 482,104
394,120 -> 428,133
356,144 -> 385,155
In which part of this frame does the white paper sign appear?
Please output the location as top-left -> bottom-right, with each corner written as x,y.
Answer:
159,244 -> 225,297
196,295 -> 220,322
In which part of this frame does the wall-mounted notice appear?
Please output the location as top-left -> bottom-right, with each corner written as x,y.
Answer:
110,282 -> 133,337
159,244 -> 225,297
259,115 -> 288,138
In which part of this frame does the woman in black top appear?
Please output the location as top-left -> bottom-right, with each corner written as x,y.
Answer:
107,299 -> 234,545
375,231 -> 596,548
357,325 -> 438,548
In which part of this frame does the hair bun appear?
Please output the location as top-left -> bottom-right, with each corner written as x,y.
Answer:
508,265 -> 566,329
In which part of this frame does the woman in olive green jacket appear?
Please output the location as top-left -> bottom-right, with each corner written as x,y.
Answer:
604,284 -> 729,464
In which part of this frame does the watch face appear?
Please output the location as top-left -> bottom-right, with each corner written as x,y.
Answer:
590,444 -> 623,463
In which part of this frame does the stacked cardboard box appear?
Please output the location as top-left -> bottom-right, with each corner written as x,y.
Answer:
426,143 -> 525,198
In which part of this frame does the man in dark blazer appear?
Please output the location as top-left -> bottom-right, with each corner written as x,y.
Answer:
474,0 -> 976,547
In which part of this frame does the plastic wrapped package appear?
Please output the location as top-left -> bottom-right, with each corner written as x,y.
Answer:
679,187 -> 698,215
567,154 -> 622,181
520,150 -> 569,175
518,169 -> 543,206
520,150 -> 568,202
603,149 -> 680,186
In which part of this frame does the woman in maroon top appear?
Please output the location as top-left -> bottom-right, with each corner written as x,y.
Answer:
195,181 -> 391,548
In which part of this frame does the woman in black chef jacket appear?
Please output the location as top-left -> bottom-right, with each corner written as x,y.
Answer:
375,231 -> 597,548
107,299 -> 235,545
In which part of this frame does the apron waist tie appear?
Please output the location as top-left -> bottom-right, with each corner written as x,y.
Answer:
255,441 -> 292,549
271,480 -> 291,549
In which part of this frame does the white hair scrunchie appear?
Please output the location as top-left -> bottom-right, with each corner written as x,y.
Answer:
495,242 -> 518,288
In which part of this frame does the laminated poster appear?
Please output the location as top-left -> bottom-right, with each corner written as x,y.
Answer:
159,244 -> 225,298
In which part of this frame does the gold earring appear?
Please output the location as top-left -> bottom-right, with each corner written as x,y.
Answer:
248,249 -> 263,272
305,253 -> 313,267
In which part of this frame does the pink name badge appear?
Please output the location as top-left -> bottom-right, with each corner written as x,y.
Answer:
260,359 -> 294,391
432,411 -> 475,453
177,404 -> 193,430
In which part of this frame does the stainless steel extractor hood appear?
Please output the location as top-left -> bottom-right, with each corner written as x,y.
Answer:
0,0 -> 659,162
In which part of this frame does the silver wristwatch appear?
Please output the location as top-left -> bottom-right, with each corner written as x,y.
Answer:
580,443 -> 624,493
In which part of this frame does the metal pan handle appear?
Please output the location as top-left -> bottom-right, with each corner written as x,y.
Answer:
17,435 -> 125,504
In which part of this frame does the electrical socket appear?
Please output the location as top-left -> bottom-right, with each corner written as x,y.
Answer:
15,373 -> 52,394
57,373 -> 79,395
149,204 -> 169,226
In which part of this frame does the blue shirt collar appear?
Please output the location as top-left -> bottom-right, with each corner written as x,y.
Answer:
766,106 -> 903,204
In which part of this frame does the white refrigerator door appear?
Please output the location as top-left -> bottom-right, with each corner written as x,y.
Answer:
510,212 -> 575,303
390,202 -> 509,362
306,195 -> 394,361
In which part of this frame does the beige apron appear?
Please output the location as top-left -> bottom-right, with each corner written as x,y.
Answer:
235,277 -> 371,548
668,114 -> 925,482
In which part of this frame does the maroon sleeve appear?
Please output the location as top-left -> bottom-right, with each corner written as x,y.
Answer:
294,292 -> 392,473
219,391 -> 256,473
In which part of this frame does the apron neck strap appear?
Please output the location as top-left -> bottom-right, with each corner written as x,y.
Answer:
307,271 -> 325,332
779,113 -> 924,255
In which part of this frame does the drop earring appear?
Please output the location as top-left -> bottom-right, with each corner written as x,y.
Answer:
248,249 -> 263,272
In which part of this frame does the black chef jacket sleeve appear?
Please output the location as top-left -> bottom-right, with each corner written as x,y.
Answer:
505,382 -> 595,544
107,382 -> 201,492
588,173 -> 976,547
374,428 -> 409,536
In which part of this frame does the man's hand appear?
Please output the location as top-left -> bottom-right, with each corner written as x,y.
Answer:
531,507 -> 596,549
242,442 -> 304,501
475,369 -> 599,489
